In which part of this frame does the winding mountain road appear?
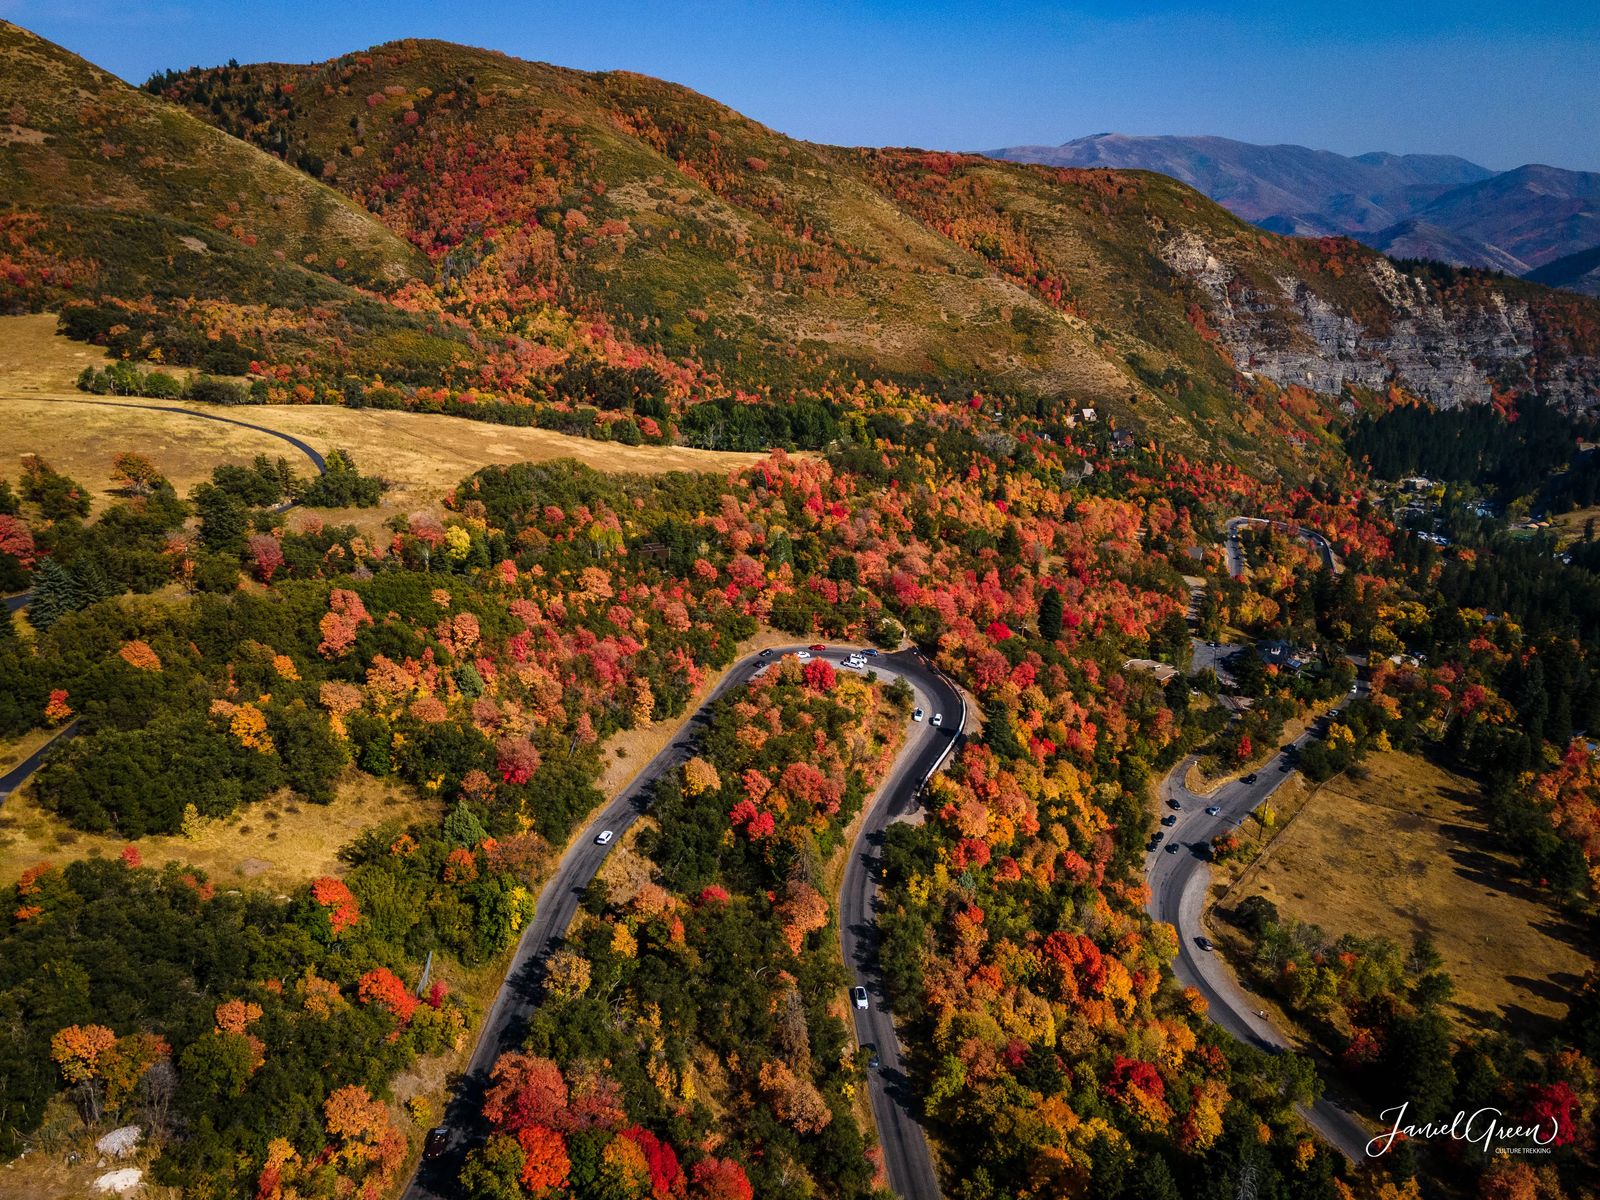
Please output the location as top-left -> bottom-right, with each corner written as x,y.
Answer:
1145,691 -> 1372,1162
406,645 -> 961,1200
1225,516 -> 1339,578
4,482 -> 1369,1181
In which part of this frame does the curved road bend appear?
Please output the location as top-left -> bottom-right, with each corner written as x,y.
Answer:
1225,517 -> 1339,579
1145,691 -> 1371,1162
407,646 -> 958,1200
10,396 -> 329,474
1,396 -> 329,616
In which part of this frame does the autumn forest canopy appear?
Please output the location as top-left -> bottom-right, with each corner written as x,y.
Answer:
1,16 -> 1599,1200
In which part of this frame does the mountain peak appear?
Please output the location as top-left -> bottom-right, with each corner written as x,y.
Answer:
989,133 -> 1594,279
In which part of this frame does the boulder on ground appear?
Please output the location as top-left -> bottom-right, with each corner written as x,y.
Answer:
96,1126 -> 142,1159
93,1167 -> 143,1194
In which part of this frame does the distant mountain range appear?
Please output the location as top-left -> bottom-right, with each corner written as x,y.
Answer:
988,134 -> 1600,294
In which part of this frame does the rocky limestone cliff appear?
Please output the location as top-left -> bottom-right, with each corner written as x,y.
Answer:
1161,231 -> 1600,409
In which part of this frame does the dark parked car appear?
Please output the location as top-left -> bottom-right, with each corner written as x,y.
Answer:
1149,831 -> 1165,848
1165,842 -> 1181,853
1205,805 -> 1221,816
1160,814 -> 1177,827
1243,772 -> 1258,784
1195,936 -> 1215,952
1166,798 -> 1182,811
862,1042 -> 881,1069
424,1127 -> 450,1161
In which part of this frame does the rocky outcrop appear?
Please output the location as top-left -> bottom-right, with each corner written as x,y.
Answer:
1161,232 -> 1600,408
96,1126 -> 142,1160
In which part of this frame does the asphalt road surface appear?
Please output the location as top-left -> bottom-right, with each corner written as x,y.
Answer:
840,655 -> 963,1200
1145,686 -> 1372,1162
406,645 -> 960,1200
0,721 -> 78,807
1189,637 -> 1243,683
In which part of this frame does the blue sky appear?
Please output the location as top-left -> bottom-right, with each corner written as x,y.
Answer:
5,1 -> 1597,170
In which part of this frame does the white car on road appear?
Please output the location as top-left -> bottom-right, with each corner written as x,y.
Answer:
852,986 -> 869,1010
594,829 -> 615,846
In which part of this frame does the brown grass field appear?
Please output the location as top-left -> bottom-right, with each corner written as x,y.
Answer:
0,314 -> 771,524
0,726 -> 58,776
0,772 -> 438,894
1548,504 -> 1600,547
1220,749 -> 1592,1038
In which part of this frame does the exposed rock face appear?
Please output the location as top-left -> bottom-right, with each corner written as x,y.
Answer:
1161,232 -> 1600,409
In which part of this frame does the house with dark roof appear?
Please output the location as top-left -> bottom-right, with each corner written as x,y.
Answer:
1255,639 -> 1306,671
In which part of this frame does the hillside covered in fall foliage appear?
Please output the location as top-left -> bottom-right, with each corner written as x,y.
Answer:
2,17 -> 1600,1200
4,21 -> 1600,478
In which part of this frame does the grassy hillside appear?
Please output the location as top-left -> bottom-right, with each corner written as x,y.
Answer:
6,25 -> 1596,470
147,43 -> 1137,410
0,22 -> 419,287
0,21 -> 459,378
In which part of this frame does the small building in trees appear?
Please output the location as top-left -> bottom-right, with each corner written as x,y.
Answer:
1254,639 -> 1306,672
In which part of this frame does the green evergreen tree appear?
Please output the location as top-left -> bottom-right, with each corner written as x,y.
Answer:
766,528 -> 793,568
27,557 -> 75,630
194,484 -> 247,553
982,698 -> 1022,758
997,522 -> 1021,561
1124,1154 -> 1181,1200
1038,587 -> 1063,641
69,556 -> 112,607
1384,1011 -> 1457,1121
443,798 -> 490,849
